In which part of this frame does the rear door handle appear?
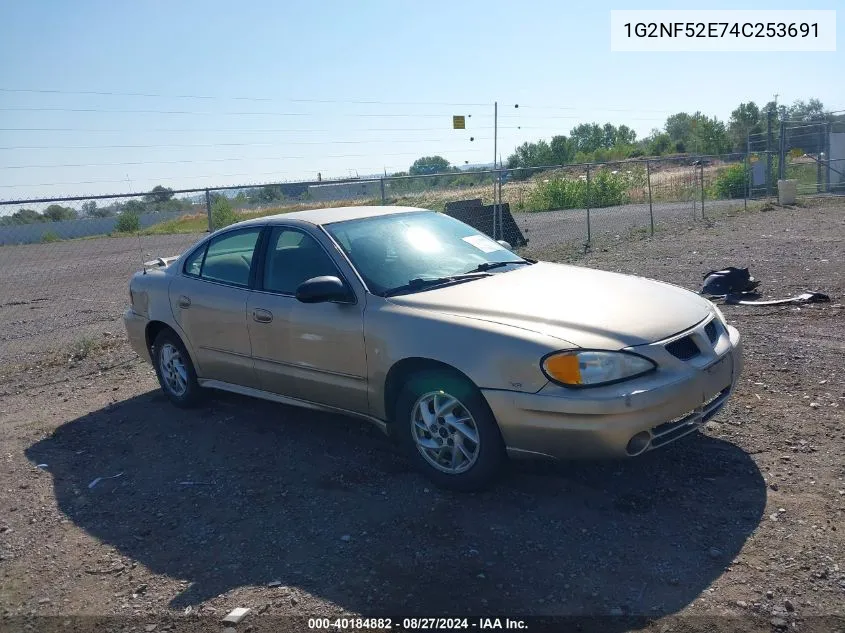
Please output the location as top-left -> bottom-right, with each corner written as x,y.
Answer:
178,295 -> 191,309
253,308 -> 273,323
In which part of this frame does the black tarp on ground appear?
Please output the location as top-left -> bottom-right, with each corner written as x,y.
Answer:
443,200 -> 528,247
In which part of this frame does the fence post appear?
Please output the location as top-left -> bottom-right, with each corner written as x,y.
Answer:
646,160 -> 654,236
744,144 -> 749,212
766,108 -> 774,197
779,120 -> 787,181
380,178 -> 386,205
700,163 -> 705,219
205,189 -> 213,232
817,124 -> 824,193
825,121 -> 831,193
585,164 -> 592,244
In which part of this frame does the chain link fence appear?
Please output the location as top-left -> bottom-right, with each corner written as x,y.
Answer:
2,151 -> 841,380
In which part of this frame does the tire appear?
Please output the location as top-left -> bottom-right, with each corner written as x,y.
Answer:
394,370 -> 506,491
150,329 -> 204,408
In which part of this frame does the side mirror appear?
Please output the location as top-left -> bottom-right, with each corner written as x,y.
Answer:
496,240 -> 513,250
295,276 -> 354,304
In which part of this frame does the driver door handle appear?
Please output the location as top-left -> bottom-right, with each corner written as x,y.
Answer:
253,308 -> 273,323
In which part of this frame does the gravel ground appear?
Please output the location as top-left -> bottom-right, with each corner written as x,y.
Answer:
0,202 -> 844,633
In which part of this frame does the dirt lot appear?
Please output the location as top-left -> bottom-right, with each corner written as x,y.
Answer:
1,202 -> 844,633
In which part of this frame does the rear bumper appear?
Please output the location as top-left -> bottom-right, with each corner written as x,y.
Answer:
123,308 -> 151,363
484,324 -> 743,460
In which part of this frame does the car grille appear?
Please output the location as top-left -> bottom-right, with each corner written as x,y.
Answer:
665,335 -> 700,361
649,388 -> 730,449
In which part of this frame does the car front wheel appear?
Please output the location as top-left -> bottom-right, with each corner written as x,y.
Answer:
151,329 -> 203,408
395,370 -> 506,491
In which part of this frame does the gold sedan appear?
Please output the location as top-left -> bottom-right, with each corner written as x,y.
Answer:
125,206 -> 742,490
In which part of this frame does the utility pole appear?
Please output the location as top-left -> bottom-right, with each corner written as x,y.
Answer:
493,101 -> 498,240
779,119 -> 787,181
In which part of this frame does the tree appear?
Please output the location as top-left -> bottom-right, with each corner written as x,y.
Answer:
665,113 -> 694,145
645,132 -> 672,155
569,123 -> 605,153
786,98 -> 826,122
506,140 -> 553,169
616,125 -> 637,145
1,208 -> 44,225
81,200 -> 112,217
728,101 -> 762,151
409,156 -> 450,175
122,200 -> 147,215
663,112 -> 730,155
43,204 -> 77,222
549,135 -> 574,165
144,185 -> 175,204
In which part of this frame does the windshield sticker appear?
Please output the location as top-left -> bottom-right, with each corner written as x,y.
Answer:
462,234 -> 503,253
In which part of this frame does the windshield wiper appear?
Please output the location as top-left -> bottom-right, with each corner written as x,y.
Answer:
463,260 -> 533,274
382,272 -> 492,297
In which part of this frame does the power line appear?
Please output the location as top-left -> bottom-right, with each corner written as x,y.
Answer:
0,126 -> 522,133
0,88 -> 490,106
1,148 -> 489,170
0,106 -> 496,118
0,87 -> 680,112
0,137 -> 491,150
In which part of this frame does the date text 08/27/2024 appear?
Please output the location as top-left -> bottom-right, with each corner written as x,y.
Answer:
307,617 -> 528,630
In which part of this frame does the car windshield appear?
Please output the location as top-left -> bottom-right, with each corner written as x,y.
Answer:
325,210 -> 527,296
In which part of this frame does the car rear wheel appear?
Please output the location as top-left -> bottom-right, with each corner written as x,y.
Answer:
151,330 -> 203,408
395,370 -> 505,491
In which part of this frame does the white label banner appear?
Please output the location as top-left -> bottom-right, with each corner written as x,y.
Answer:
610,10 -> 837,52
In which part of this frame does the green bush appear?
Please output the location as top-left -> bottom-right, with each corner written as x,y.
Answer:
524,170 -> 632,211
713,163 -> 748,199
114,211 -> 141,233
211,197 -> 238,229
40,231 -> 61,243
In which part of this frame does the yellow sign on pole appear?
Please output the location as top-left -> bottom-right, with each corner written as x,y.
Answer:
452,115 -> 466,130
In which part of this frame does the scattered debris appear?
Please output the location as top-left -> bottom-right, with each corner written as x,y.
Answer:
724,291 -> 831,306
784,599 -> 795,612
36,463 -> 48,470
267,580 -> 283,588
809,402 -> 820,409
701,267 -> 759,296
222,607 -> 250,624
88,472 -> 123,489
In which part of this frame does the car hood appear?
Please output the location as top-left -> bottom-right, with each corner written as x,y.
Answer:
386,262 -> 713,349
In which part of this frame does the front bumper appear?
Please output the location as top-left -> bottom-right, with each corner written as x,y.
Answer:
484,323 -> 743,460
123,308 -> 151,363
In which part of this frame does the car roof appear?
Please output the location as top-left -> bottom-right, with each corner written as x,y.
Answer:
234,205 -> 428,229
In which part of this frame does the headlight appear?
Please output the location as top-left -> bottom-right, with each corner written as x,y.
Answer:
541,350 -> 656,388
712,303 -> 727,326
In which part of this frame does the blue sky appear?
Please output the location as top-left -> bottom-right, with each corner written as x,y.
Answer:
0,0 -> 842,201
